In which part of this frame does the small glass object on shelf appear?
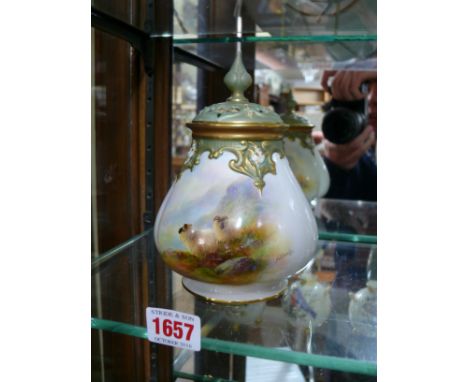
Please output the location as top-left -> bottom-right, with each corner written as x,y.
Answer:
282,269 -> 332,329
281,90 -> 330,203
154,51 -> 318,304
348,280 -> 377,337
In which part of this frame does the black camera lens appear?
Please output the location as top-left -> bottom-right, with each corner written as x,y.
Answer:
321,82 -> 369,144
322,107 -> 367,144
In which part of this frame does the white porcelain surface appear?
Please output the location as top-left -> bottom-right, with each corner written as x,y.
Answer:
183,277 -> 287,304
154,149 -> 318,301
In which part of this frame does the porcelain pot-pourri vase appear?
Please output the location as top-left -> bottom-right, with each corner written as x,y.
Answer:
281,91 -> 330,202
154,53 -> 318,304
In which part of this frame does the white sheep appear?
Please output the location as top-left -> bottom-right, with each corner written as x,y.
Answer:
178,224 -> 218,257
212,215 -> 238,242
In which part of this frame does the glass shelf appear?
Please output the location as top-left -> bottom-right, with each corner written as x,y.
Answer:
92,317 -> 376,376
176,39 -> 376,75
92,1 -> 377,46
92,223 -> 377,378
173,35 -> 376,44
93,1 -> 377,80
172,0 -> 376,40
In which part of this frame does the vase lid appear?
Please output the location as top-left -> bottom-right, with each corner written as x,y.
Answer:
188,52 -> 286,140
280,90 -> 314,131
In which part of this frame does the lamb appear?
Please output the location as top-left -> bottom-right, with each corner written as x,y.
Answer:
212,215 -> 238,242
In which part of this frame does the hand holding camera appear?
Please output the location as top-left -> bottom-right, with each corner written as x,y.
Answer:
321,71 -> 376,145
319,71 -> 377,170
323,126 -> 375,170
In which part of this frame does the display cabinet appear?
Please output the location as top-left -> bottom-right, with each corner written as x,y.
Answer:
91,1 -> 376,381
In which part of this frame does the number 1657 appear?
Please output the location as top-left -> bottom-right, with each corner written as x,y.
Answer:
152,318 -> 194,340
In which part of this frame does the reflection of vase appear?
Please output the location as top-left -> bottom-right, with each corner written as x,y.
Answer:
154,53 -> 318,303
282,273 -> 332,328
367,246 -> 377,281
348,280 -> 377,337
222,302 -> 266,326
281,91 -> 330,202
314,145 -> 330,198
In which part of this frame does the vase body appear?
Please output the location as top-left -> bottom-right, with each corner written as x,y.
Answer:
281,102 -> 330,201
154,140 -> 318,303
283,135 -> 321,201
314,145 -> 330,198
283,134 -> 331,200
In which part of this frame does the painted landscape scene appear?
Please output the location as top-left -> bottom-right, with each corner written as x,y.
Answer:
159,178 -> 291,284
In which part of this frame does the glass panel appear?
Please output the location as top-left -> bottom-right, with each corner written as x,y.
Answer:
91,230 -> 150,380
92,27 -> 147,381
92,231 -> 151,324
173,0 -> 376,39
92,229 -> 377,377
92,28 -> 143,255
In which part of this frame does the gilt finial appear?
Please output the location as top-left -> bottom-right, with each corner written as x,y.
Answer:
224,51 -> 252,103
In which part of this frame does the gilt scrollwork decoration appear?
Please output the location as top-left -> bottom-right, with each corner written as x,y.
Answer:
180,139 -> 285,192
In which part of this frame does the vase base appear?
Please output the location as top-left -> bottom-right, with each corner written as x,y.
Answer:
182,278 -> 288,305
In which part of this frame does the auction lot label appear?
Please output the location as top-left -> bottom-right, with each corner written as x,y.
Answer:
146,307 -> 201,351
